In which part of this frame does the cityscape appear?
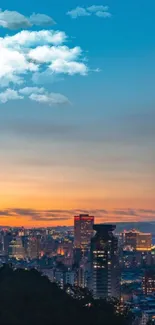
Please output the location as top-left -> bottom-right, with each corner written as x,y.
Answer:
0,0 -> 154,324
0,217 -> 155,324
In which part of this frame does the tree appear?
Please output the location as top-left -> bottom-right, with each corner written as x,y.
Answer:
0,265 -> 131,325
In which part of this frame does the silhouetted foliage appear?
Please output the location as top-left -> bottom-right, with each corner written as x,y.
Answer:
0,265 -> 131,324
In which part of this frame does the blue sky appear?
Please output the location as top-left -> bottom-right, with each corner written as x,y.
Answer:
0,0 -> 155,226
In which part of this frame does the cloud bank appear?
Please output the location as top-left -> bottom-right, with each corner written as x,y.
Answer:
0,87 -> 70,105
0,89 -> 23,103
0,208 -> 154,224
0,28 -> 88,105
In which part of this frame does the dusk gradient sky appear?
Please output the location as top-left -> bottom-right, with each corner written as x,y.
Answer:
0,0 -> 155,227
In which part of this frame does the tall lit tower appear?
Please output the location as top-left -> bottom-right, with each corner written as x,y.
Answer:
74,214 -> 94,254
91,224 -> 120,300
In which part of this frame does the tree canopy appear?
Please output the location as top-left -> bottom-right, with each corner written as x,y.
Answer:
0,265 -> 131,325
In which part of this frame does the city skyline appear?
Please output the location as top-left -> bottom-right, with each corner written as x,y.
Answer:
0,0 -> 155,227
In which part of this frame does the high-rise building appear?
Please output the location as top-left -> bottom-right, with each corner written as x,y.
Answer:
65,271 -> 75,287
76,266 -> 90,289
74,214 -> 94,254
73,247 -> 82,267
142,270 -> 155,295
55,270 -> 64,289
9,236 -> 25,259
91,224 -> 120,300
27,236 -> 40,259
3,232 -> 12,255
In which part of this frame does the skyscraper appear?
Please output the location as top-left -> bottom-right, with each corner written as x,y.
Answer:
27,236 -> 41,259
3,232 -> 12,255
74,214 -> 94,254
91,224 -> 120,300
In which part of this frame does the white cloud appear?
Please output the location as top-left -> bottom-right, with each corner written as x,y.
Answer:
0,9 -> 55,30
0,43 -> 38,87
0,10 -> 31,29
96,11 -> 112,18
0,87 -> 70,106
0,75 -> 23,87
29,92 -> 70,106
67,7 -> 91,19
19,87 -> 45,95
28,45 -> 82,63
87,5 -> 109,12
0,89 -> 23,103
0,29 -> 88,87
1,30 -> 66,48
49,60 -> 88,75
29,13 -> 56,26
67,4 -> 111,19
0,23 -> 92,105
20,87 -> 70,106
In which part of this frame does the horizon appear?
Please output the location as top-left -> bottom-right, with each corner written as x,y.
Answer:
1,205 -> 155,227
0,0 -> 154,227
1,212 -> 155,228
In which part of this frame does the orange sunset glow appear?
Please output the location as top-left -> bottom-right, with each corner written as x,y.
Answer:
0,136 -> 154,227
0,161 -> 154,227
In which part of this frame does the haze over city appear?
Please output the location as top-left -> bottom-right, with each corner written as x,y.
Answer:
0,0 -> 154,227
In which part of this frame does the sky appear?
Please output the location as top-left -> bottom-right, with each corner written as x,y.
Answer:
0,0 -> 155,227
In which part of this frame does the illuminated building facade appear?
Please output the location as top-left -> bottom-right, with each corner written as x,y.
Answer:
141,311 -> 155,325
136,233 -> 152,251
57,241 -> 73,257
76,266 -> 90,289
65,271 -> 75,286
124,230 -> 152,251
18,229 -> 25,237
142,270 -> 155,295
9,237 -> 25,259
74,214 -> 94,254
124,230 -> 137,250
91,224 -> 120,299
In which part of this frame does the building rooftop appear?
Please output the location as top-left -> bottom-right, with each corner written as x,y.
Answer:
93,224 -> 116,232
